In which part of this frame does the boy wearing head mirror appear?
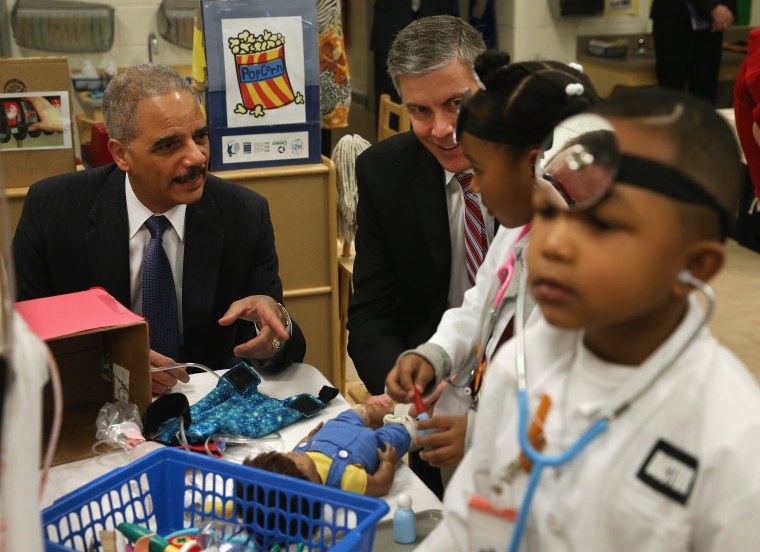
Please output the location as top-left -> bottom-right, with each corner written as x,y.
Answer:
418,88 -> 760,551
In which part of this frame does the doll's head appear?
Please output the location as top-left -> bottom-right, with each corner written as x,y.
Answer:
237,452 -> 322,548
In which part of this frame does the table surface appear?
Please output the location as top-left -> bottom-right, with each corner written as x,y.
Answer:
41,363 -> 442,521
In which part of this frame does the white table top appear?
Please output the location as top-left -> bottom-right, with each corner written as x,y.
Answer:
41,363 -> 442,521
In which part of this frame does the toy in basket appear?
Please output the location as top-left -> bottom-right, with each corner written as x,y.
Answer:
42,448 -> 388,551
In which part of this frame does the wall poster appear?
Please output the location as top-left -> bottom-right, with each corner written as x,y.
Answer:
202,0 -> 320,170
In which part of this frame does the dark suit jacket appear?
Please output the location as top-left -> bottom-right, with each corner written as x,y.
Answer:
12,164 -> 306,372
650,0 -> 737,19
347,132 -> 451,394
370,0 -> 453,53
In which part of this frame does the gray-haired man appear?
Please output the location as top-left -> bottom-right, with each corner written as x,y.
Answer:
347,15 -> 494,497
13,65 -> 306,395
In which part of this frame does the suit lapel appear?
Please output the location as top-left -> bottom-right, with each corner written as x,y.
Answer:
408,139 -> 451,273
183,185 -> 223,324
86,169 -> 131,306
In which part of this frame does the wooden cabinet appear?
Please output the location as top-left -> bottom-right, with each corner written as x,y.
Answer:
5,157 -> 340,386
215,159 -> 339,386
576,32 -> 747,99
579,52 -> 745,98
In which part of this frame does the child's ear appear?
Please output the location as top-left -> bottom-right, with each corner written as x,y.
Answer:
676,240 -> 725,292
527,147 -> 540,176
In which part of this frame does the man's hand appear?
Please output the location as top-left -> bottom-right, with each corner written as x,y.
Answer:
386,353 -> 435,403
417,415 -> 466,468
149,349 -> 190,396
27,97 -> 64,133
711,4 -> 734,32
219,295 -> 289,359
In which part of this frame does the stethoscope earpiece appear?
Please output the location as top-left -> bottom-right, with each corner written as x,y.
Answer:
677,269 -> 697,285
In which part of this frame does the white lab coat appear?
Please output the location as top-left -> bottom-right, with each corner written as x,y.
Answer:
407,227 -> 528,485
409,225 -> 533,484
418,296 -> 760,551
0,313 -> 49,551
429,225 -> 527,385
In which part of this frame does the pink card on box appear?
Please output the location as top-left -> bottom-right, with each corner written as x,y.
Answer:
15,287 -> 144,341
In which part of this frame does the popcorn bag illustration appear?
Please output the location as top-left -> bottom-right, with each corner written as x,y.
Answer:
228,29 -> 304,118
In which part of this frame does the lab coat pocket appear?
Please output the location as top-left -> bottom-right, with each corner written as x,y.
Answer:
601,469 -> 692,551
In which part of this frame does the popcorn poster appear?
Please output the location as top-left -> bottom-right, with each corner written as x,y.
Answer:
221,17 -> 306,128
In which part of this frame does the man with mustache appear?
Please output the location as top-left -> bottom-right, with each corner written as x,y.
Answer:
12,65 -> 305,394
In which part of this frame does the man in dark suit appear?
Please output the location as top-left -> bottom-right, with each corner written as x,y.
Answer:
12,65 -> 305,394
651,0 -> 736,104
347,16 -> 492,497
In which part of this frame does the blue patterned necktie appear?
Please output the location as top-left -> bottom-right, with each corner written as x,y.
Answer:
142,215 -> 180,360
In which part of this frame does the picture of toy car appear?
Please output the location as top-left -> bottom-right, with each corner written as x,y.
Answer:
1,100 -> 25,142
19,99 -> 42,138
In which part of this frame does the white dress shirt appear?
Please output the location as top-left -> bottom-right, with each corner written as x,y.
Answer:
124,176 -> 291,351
444,170 -> 495,308
125,174 -> 186,333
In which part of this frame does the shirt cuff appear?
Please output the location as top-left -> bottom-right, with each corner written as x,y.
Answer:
396,342 -> 453,392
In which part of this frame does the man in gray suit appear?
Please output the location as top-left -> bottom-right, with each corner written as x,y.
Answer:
12,65 -> 305,394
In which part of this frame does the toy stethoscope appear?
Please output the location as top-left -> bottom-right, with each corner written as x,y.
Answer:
446,224 -> 532,397
505,258 -> 715,552
503,112 -> 725,552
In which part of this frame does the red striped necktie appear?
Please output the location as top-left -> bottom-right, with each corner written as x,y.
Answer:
456,172 -> 488,286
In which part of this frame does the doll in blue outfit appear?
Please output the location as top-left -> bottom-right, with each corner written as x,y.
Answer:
245,403 -> 417,497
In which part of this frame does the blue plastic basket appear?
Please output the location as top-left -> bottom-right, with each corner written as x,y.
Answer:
42,447 -> 389,551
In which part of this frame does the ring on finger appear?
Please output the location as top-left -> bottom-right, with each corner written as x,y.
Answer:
272,337 -> 282,351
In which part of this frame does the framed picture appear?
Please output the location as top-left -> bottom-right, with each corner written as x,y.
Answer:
0,92 -> 72,152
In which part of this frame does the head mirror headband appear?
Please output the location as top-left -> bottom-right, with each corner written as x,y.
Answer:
535,113 -> 732,239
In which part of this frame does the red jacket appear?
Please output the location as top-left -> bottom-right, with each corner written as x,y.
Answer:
734,27 -> 760,199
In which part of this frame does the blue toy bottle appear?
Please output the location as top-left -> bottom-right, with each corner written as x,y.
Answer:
415,411 -> 433,436
393,493 -> 416,544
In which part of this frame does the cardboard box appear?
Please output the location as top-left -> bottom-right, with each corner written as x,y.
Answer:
15,288 -> 150,466
0,57 -> 77,189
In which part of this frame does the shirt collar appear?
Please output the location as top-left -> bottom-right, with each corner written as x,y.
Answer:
125,173 -> 187,241
445,169 -> 471,188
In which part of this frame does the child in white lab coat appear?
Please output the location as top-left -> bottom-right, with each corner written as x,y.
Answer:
418,87 -> 760,551
384,52 -> 599,485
